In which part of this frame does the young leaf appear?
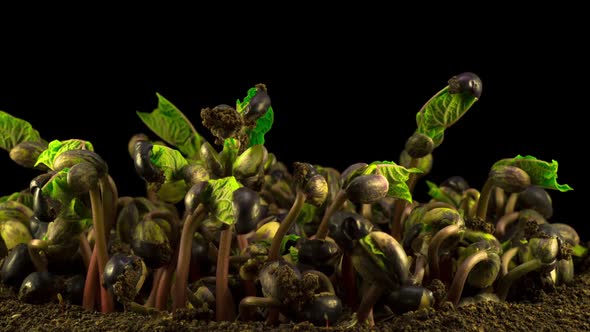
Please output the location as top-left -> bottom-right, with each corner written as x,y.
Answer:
40,169 -> 91,220
236,87 -> 258,114
492,155 -> 573,192
246,106 -> 274,147
415,86 -> 478,147
295,203 -> 318,225
366,161 -> 422,203
425,181 -> 460,206
153,180 -> 188,204
0,111 -> 42,151
203,176 -> 243,225
35,139 -> 94,170
42,168 -> 75,205
280,234 -> 301,255
359,234 -> 387,271
237,86 -> 274,147
219,138 -> 240,172
137,93 -> 202,159
149,144 -> 189,183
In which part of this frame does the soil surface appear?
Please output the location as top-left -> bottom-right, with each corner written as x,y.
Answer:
2,271 -> 590,331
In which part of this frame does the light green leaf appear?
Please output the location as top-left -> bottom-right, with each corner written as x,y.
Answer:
359,234 -> 387,271
150,144 -> 189,182
368,161 -> 422,203
40,169 -> 90,219
236,87 -> 258,114
155,180 -> 188,204
0,192 -> 21,204
42,168 -> 74,204
204,177 -> 243,225
35,139 -> 94,170
280,234 -> 301,254
246,106 -> 274,147
416,86 -> 478,147
219,138 -> 240,173
288,246 -> 299,263
492,155 -> 573,192
0,111 -> 42,151
137,93 -> 202,159
295,203 -> 318,225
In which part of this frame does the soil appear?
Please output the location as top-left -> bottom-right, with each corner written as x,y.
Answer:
2,269 -> 590,332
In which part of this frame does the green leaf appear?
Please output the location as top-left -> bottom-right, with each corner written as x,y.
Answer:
415,86 -> 478,147
367,161 -> 422,203
219,138 -> 240,172
35,139 -> 94,170
492,155 -> 573,192
246,106 -> 274,147
42,168 -> 75,204
137,93 -> 202,159
0,192 -> 21,204
204,177 -> 243,225
0,111 -> 42,151
280,234 -> 301,255
295,203 -> 318,225
288,246 -> 299,263
425,181 -> 460,206
150,144 -> 189,182
359,234 -> 387,271
236,87 -> 258,114
155,180 -> 188,204
40,169 -> 91,219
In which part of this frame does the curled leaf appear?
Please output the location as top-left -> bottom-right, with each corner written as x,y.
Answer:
203,177 -> 243,225
492,155 -> 572,192
35,139 -> 94,170
0,111 -> 42,151
415,73 -> 481,147
365,161 -> 422,203
137,93 -> 202,159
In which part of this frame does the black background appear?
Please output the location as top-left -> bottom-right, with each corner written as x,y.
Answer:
0,18 -> 586,236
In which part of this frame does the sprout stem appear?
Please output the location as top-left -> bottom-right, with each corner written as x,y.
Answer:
413,254 -> 426,285
476,178 -> 494,220
316,190 -> 348,240
391,158 -> 420,240
144,268 -> 163,308
497,258 -> 544,301
494,187 -> 505,217
356,284 -> 383,326
495,211 -> 520,239
156,245 -> 179,311
172,204 -> 206,310
341,252 -> 358,310
428,224 -> 461,281
82,248 -> 99,311
459,189 -> 480,218
361,204 -> 372,221
501,247 -> 519,277
78,232 -> 92,269
304,270 -> 335,294
89,186 -> 114,313
504,193 -> 519,215
268,190 -> 305,261
216,227 -> 237,321
444,250 -> 489,305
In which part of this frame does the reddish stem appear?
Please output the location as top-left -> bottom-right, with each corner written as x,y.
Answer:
216,228 -> 236,321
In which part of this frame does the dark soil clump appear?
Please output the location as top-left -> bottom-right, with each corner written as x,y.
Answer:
3,271 -> 590,331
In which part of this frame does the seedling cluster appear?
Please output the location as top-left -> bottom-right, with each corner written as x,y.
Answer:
0,74 -> 580,327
